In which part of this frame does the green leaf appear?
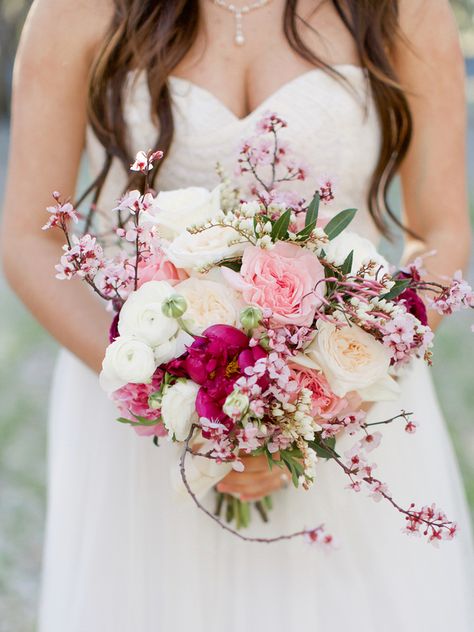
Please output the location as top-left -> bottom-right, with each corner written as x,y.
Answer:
271,209 -> 291,241
381,278 -> 411,301
305,191 -> 320,227
324,208 -> 357,240
219,260 -> 241,272
116,415 -> 162,427
312,435 -> 338,460
296,219 -> 317,240
340,250 -> 354,275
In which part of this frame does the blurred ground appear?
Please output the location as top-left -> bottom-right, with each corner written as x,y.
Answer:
0,70 -> 474,632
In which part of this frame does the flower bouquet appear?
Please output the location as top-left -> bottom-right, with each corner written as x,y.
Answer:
45,113 -> 473,546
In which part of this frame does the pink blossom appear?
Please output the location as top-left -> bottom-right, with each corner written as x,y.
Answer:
429,270 -> 474,315
222,242 -> 325,326
55,234 -> 104,280
130,149 -> 163,173
43,192 -> 79,230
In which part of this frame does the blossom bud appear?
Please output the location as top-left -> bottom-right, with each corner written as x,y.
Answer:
240,306 -> 263,331
161,294 -> 188,319
148,391 -> 162,410
223,390 -> 250,419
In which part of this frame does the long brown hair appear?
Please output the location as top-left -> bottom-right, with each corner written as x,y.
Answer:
85,0 -> 412,237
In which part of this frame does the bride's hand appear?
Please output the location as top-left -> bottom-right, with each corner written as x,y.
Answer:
216,453 -> 290,502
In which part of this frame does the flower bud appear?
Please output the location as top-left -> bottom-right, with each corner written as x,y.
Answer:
240,306 -> 263,331
161,294 -> 188,319
148,391 -> 162,410
223,390 -> 250,419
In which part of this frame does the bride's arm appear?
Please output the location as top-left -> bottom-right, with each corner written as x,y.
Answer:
1,0 -> 113,372
396,0 -> 471,330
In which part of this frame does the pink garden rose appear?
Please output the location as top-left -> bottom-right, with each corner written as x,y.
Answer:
289,363 -> 349,420
137,250 -> 187,288
222,242 -> 325,326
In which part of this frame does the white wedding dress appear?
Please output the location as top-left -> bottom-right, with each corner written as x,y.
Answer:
39,65 -> 473,631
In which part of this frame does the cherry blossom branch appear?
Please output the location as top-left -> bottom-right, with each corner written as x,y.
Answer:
179,425 -> 328,545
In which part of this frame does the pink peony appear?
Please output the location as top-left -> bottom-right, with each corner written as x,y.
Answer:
167,324 -> 267,435
112,369 -> 167,437
222,242 -> 325,326
137,250 -> 187,288
289,363 -> 349,420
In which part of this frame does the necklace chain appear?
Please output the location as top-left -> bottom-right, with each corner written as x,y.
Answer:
211,0 -> 272,46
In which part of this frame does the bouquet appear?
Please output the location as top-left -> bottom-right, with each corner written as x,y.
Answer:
44,112 -> 473,547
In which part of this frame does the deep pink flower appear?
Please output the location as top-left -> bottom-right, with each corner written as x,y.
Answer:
112,369 -> 166,437
109,312 -> 120,343
167,324 -> 267,434
397,287 -> 428,326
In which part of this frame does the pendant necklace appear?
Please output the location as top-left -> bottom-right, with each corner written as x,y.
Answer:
211,0 -> 273,46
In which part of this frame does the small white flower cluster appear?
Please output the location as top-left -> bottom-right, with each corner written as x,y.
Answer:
272,387 -> 320,443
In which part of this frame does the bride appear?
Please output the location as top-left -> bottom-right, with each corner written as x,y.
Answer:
1,0 -> 473,630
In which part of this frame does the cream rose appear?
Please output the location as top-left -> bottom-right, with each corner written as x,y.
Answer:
161,380 -> 200,441
174,276 -> 242,334
296,321 -> 399,401
100,336 -> 156,393
140,185 -> 222,240
118,281 -> 179,347
164,225 -> 245,272
324,231 -> 389,276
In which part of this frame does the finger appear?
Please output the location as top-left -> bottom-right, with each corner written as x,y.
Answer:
239,454 -> 271,473
240,476 -> 288,501
217,470 -> 288,497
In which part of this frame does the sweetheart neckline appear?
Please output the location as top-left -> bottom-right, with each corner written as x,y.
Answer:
167,64 -> 367,124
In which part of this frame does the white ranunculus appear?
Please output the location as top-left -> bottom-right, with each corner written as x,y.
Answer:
164,225 -> 245,272
153,330 -> 194,365
296,321 -> 399,401
118,281 -> 179,347
161,380 -> 200,441
174,276 -> 242,333
140,185 -> 223,240
99,336 -> 156,393
324,231 -> 389,276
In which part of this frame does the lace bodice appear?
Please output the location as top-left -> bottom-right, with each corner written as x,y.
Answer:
86,64 -> 381,243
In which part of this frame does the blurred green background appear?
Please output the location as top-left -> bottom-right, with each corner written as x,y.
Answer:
0,1 -> 473,631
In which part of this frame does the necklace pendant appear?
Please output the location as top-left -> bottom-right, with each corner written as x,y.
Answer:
234,10 -> 245,46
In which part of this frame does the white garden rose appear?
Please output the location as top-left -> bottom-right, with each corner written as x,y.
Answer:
118,281 -> 179,347
140,185 -> 223,240
99,336 -> 156,393
174,276 -> 242,333
296,321 -> 399,401
161,380 -> 200,441
164,225 -> 245,272
324,231 -> 389,276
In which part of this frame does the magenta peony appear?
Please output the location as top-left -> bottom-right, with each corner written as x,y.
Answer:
167,324 -> 267,434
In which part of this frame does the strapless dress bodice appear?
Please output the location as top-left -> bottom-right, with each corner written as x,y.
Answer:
86,64 -> 381,243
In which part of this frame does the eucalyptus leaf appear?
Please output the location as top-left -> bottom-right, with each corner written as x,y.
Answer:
271,209 -> 291,241
381,278 -> 411,301
305,191 -> 320,227
324,208 -> 357,240
340,250 -> 354,275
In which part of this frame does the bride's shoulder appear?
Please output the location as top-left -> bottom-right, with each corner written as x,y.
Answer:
396,0 -> 463,75
19,0 -> 113,65
398,0 -> 461,49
